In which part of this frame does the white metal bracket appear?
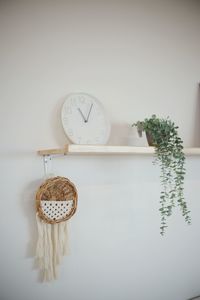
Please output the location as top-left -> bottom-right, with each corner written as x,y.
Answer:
43,155 -> 53,178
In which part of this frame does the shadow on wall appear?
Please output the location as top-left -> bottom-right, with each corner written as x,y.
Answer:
50,96 -> 70,147
187,296 -> 200,300
21,178 -> 44,281
192,83 -> 200,147
108,122 -> 130,145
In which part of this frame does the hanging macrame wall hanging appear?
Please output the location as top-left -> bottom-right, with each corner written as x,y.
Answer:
35,176 -> 78,281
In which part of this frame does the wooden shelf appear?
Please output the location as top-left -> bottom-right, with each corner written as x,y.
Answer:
37,145 -> 200,156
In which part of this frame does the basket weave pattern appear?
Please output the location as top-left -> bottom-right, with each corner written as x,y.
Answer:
36,176 -> 78,224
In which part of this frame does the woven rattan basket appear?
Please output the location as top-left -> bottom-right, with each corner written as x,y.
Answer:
36,176 -> 78,224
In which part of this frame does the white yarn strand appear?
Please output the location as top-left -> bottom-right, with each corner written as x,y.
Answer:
63,221 -> 70,255
35,213 -> 69,281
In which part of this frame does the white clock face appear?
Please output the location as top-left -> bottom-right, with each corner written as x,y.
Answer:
61,93 -> 111,145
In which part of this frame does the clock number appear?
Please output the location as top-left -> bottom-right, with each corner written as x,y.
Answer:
79,96 -> 85,104
96,109 -> 102,116
70,98 -> 76,106
77,137 -> 82,144
68,129 -> 73,137
62,116 -> 68,124
65,106 -> 72,114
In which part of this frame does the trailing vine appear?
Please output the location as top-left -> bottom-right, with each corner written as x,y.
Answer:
133,115 -> 191,235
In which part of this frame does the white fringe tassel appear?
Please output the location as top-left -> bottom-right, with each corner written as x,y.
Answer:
36,213 -> 69,281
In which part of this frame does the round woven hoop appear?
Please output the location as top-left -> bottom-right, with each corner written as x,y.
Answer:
36,176 -> 78,224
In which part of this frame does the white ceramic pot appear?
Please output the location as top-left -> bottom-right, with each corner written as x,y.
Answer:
127,126 -> 148,146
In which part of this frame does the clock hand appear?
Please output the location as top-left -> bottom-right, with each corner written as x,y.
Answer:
86,103 -> 93,122
77,108 -> 87,122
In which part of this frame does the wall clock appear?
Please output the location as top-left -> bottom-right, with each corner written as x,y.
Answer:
61,93 -> 111,145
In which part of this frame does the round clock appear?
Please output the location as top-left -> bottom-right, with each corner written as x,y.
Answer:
61,93 -> 111,145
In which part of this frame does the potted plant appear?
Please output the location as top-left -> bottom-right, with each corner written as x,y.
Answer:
133,114 -> 191,235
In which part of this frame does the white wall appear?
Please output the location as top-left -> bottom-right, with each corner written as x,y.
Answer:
0,1 -> 200,299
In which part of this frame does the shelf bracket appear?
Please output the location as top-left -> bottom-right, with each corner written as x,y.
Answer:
38,145 -> 68,156
43,155 -> 53,178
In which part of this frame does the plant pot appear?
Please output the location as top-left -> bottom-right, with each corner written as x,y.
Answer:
145,131 -> 155,146
127,126 -> 148,146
